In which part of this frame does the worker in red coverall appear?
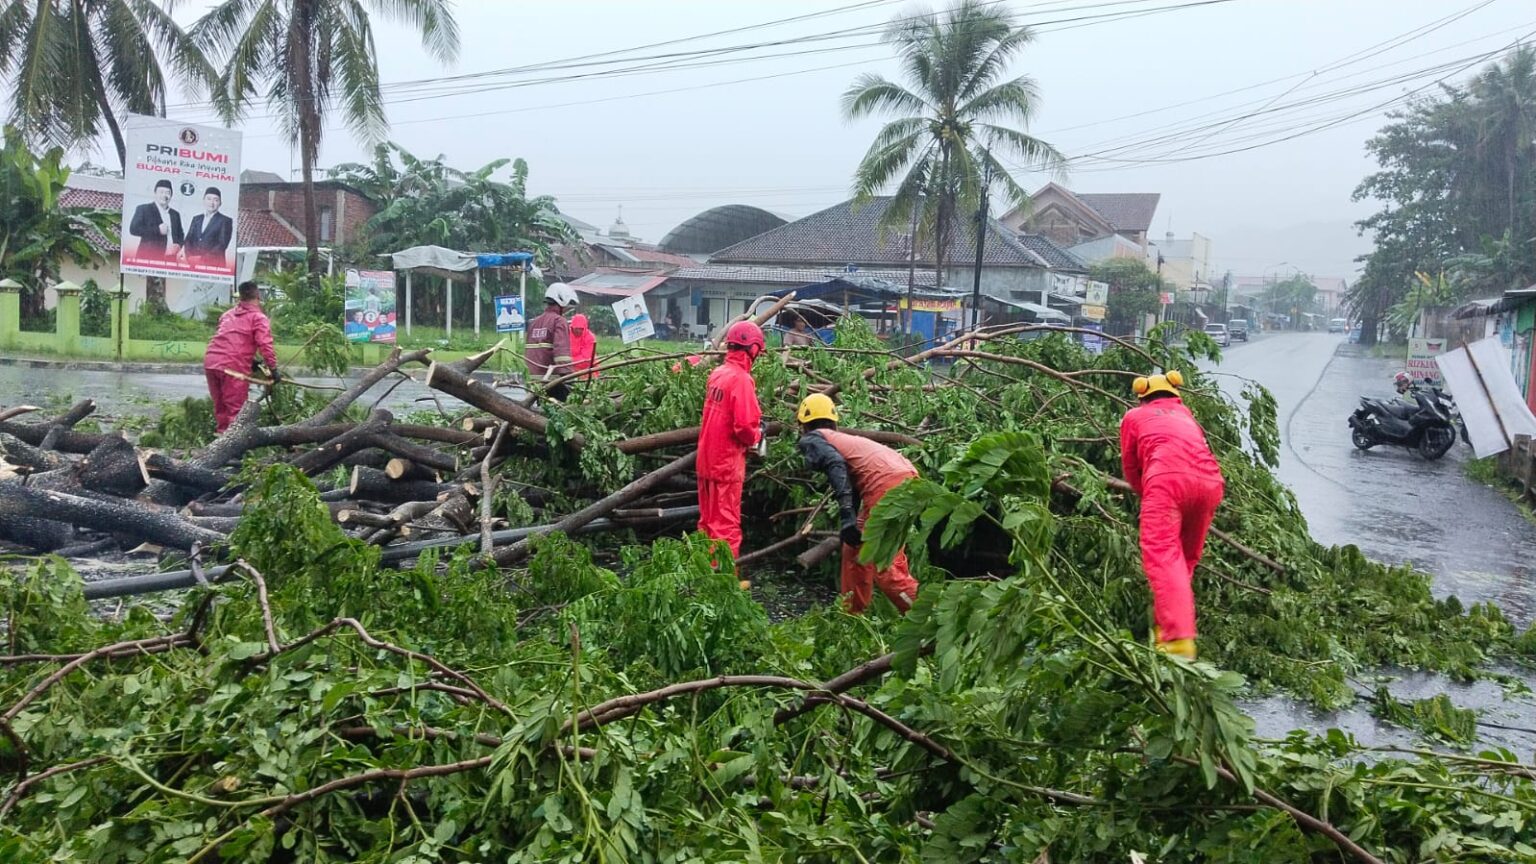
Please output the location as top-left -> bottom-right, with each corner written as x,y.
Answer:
796,394 -> 920,614
203,280 -> 279,434
569,313 -> 598,381
1119,370 -> 1224,660
526,283 -> 578,401
697,322 -> 765,586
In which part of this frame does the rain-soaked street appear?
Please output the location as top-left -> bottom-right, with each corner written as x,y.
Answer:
1211,331 -> 1536,629
1210,331 -> 1536,748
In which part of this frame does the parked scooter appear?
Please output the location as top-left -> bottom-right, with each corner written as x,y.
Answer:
1394,372 -> 1469,446
1348,376 -> 1458,460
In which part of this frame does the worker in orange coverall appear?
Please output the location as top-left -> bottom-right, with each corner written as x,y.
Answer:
795,393 -> 920,614
696,321 -> 765,584
1119,370 -> 1224,660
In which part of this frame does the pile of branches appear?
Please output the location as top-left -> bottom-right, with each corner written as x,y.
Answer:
2,312 -> 1534,861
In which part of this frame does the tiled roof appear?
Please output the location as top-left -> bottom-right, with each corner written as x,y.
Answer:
710,197 -> 1047,269
239,211 -> 304,246
624,247 -> 698,268
59,188 -> 122,253
1015,233 -> 1087,272
669,264 -> 939,287
1076,193 -> 1160,233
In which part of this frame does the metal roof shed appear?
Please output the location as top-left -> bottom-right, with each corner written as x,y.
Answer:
387,245 -> 536,337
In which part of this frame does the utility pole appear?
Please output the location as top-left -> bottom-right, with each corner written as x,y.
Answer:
905,199 -> 919,340
969,149 -> 992,333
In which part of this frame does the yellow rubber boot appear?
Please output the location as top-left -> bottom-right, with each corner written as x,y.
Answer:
1156,638 -> 1197,660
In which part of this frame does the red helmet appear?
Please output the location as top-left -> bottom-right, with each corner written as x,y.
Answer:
724,321 -> 765,358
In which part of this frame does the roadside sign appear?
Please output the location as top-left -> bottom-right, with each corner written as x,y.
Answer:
1085,281 -> 1108,306
494,295 -> 524,333
1408,337 -> 1446,386
1081,304 -> 1107,321
1159,292 -> 1175,305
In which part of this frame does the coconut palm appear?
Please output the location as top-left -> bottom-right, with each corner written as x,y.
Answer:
1467,45 -> 1536,231
190,0 -> 459,276
843,0 -> 1062,295
0,1 -> 213,167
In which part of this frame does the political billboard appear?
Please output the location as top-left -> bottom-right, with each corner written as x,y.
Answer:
119,115 -> 241,282
494,295 -> 525,333
344,269 -> 397,343
613,298 -> 655,344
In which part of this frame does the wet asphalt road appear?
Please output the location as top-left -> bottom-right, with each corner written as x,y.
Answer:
0,362 -> 471,423
1210,332 -> 1536,749
1210,332 -> 1536,629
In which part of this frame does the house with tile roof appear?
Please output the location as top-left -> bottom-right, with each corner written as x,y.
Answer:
647,197 -> 1086,335
998,183 -> 1161,262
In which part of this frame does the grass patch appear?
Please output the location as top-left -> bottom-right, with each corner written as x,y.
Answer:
131,310 -> 215,342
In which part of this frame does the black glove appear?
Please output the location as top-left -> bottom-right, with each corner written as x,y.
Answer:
267,368 -> 282,385
839,524 -> 863,548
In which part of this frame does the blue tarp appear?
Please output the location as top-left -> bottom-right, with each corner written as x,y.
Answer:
475,252 -> 535,269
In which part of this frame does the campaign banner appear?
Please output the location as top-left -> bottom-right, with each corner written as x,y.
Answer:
344,269 -> 397,343
1408,337 -> 1446,386
1080,323 -> 1106,355
613,298 -> 655,344
120,115 -> 241,282
494,295 -> 525,333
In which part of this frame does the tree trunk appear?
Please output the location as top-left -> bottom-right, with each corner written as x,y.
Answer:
144,278 -> 167,314
92,77 -> 129,170
292,9 -> 324,279
0,484 -> 223,552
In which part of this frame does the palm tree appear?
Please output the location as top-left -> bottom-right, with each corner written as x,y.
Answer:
0,0 -> 213,168
843,0 -> 1062,303
1467,46 -> 1535,232
190,0 -> 459,276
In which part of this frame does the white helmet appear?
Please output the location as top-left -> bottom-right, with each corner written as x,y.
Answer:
544,282 -> 579,308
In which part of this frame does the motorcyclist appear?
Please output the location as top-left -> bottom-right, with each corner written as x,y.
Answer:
526,283 -> 578,401
697,322 -> 765,585
1119,370 -> 1224,660
795,394 -> 920,614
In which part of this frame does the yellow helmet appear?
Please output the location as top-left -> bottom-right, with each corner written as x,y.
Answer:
1132,369 -> 1184,399
796,393 -> 840,424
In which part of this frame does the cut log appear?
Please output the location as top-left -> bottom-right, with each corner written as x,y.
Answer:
348,466 -> 454,504
74,433 -> 150,498
424,361 -> 562,443
0,406 -> 41,424
337,510 -> 395,529
414,490 -> 477,536
143,453 -> 232,494
0,432 -> 68,473
0,512 -> 73,552
461,417 -> 497,433
51,399 -> 97,429
289,410 -> 393,476
370,432 -> 457,473
385,458 -> 439,482
796,537 -> 841,570
493,452 -> 697,566
0,484 -> 223,551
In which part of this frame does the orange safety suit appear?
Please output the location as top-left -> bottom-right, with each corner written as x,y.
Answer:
696,351 -> 761,557
798,428 -> 920,614
1119,396 -> 1224,641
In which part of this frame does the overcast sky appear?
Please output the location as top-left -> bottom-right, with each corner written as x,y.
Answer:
154,0 -> 1536,280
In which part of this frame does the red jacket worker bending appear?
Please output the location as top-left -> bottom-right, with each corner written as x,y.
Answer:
1119,370 -> 1224,660
795,394 -> 920,614
696,322 -> 764,574
204,281 -> 279,433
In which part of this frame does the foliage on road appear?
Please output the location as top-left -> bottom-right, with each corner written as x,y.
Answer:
2,321 -> 1534,860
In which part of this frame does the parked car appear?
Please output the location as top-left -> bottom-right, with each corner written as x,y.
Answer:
1227,319 -> 1249,341
1329,317 -> 1348,333
1203,322 -> 1231,347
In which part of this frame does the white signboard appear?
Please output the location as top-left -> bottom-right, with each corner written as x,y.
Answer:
1085,281 -> 1109,307
494,295 -> 524,333
1435,337 -> 1536,459
613,298 -> 655,344
1408,337 -> 1447,386
119,115 -> 242,282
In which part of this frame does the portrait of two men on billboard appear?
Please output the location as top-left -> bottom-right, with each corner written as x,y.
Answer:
127,179 -> 234,271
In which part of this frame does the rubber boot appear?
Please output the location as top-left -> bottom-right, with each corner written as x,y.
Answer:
1157,638 -> 1197,660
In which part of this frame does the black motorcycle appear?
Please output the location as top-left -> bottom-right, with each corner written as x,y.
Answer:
1348,388 -> 1458,460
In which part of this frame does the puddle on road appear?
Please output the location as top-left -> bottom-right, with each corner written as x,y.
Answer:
1246,668 -> 1536,755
